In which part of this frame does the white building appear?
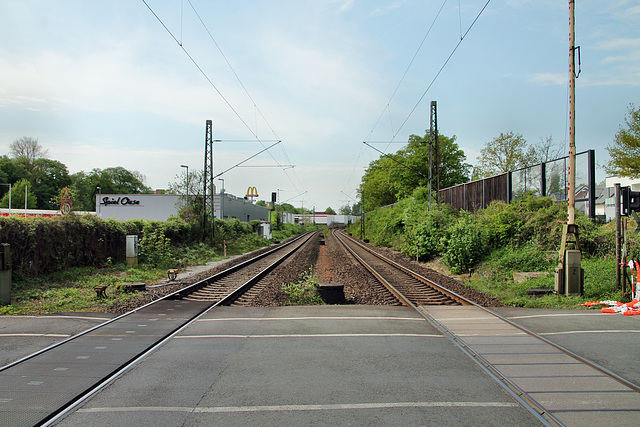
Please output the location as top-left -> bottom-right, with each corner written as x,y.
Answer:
96,194 -> 182,221
95,192 -> 270,222
603,177 -> 640,221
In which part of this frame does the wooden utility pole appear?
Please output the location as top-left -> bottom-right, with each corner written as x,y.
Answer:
567,0 -> 577,225
555,0 -> 583,295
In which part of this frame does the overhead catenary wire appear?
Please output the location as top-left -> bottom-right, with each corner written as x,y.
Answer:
364,0 -> 449,145
390,0 -> 491,143
184,0 -> 304,194
186,0 -> 279,142
188,0 -> 301,194
140,0 -> 304,194
357,0 -> 491,203
350,0 -> 450,199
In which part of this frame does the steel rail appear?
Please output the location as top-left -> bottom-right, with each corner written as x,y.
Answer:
2,231 -> 317,426
334,230 -> 414,307
414,307 -> 560,427
332,230 -> 573,425
0,231 -> 314,374
171,231 -> 315,300
215,230 -> 319,305
335,230 -> 470,306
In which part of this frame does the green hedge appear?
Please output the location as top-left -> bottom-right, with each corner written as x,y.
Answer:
0,215 -> 201,277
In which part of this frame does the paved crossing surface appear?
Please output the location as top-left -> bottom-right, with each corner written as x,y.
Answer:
424,306 -> 640,425
2,305 -> 639,426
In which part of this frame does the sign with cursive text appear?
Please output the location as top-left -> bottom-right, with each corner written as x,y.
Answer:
100,196 -> 141,206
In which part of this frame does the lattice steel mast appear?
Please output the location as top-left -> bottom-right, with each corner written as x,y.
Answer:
429,101 -> 440,205
203,120 -> 214,242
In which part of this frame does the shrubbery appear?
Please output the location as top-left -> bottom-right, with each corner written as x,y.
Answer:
348,193 -> 631,276
0,213 -> 302,277
282,267 -> 324,305
440,212 -> 488,274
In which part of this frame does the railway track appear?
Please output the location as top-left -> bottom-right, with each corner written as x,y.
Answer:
179,230 -> 318,304
0,231 -> 318,427
334,230 -> 640,425
334,229 -> 471,307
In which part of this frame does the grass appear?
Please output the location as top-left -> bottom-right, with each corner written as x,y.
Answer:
0,265 -> 154,315
282,268 -> 324,305
0,234 -> 282,315
464,254 -> 625,309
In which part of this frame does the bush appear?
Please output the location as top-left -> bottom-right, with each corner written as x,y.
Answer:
138,227 -> 172,268
409,204 -> 457,260
441,212 -> 488,274
282,268 -> 324,305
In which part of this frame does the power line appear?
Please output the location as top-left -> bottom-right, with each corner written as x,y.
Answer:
184,0 -> 305,194
140,0 -> 305,194
392,0 -> 491,140
141,0 -> 257,140
365,0 -> 449,144
357,0 -> 491,195
186,0 -> 279,141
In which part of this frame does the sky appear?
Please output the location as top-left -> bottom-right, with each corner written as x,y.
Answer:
1,0 -> 639,212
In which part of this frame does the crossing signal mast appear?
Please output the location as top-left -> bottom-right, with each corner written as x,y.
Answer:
555,0 -> 584,296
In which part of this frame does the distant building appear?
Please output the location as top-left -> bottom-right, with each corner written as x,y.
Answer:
602,177 -> 640,221
294,212 -> 359,226
95,192 -> 270,222
96,194 -> 181,221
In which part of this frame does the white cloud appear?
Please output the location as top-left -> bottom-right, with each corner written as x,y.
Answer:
527,72 -> 567,86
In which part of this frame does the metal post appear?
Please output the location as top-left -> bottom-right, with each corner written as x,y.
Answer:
181,164 -> 189,206
588,149 -> 596,219
203,120 -> 214,242
430,101 -> 439,203
218,178 -> 225,220
97,187 -> 101,216
616,183 -> 621,291
540,162 -> 547,197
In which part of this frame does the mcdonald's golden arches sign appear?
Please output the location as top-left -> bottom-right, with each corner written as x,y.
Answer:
246,186 -> 259,198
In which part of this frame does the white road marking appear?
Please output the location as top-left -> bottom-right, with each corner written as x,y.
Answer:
78,401 -> 519,414
175,333 -> 444,339
197,316 -> 425,322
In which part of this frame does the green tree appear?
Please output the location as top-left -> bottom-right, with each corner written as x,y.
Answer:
101,167 -> 151,194
531,135 -> 564,164
1,179 -> 37,209
325,207 -> 336,214
279,202 -> 297,213
338,204 -> 351,215
396,133 -> 471,196
605,104 -> 640,177
359,156 -> 397,211
0,156 -> 28,198
70,167 -> 152,211
9,137 -> 49,174
475,131 -> 533,178
30,158 -> 72,210
360,132 -> 470,210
